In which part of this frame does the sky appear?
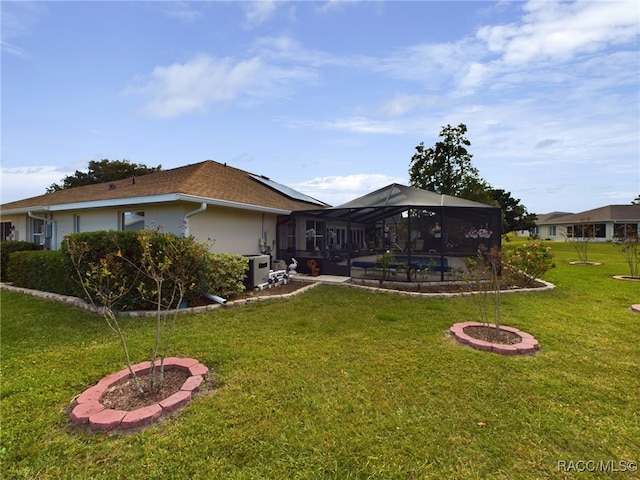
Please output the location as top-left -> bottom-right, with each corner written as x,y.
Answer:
2,0 -> 639,215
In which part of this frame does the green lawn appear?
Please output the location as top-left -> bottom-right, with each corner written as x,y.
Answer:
1,241 -> 639,479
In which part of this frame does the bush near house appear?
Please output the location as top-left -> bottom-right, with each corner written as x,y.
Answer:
0,241 -> 43,281
61,231 -> 145,310
207,252 -> 249,299
3,231 -> 248,310
6,250 -> 76,295
61,230 -> 248,310
504,242 -> 555,286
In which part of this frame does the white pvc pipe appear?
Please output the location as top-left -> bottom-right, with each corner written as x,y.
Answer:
204,293 -> 227,304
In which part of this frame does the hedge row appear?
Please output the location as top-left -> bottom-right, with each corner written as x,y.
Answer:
3,231 -> 248,311
6,250 -> 76,295
0,241 -> 42,282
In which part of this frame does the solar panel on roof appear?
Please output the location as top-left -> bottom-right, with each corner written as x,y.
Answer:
249,174 -> 325,206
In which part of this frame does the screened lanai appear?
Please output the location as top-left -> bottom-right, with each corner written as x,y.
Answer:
277,184 -> 501,281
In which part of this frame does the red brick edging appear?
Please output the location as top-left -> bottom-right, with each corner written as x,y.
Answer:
449,322 -> 540,355
70,357 -> 208,431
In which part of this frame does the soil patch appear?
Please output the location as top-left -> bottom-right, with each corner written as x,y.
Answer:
101,369 -> 190,411
233,282 -> 308,298
188,281 -> 309,306
612,275 -> 640,281
463,325 -> 522,345
187,276 -> 550,306
349,277 -> 547,293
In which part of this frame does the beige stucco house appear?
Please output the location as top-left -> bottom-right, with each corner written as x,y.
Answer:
0,160 -> 328,257
533,205 -> 640,241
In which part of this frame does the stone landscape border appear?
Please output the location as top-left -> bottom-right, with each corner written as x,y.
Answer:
70,357 -> 208,432
449,322 -> 540,355
0,281 -> 321,317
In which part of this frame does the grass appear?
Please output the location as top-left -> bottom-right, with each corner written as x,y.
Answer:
1,241 -> 639,479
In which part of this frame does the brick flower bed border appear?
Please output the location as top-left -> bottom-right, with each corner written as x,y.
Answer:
70,357 -> 208,432
449,322 -> 540,355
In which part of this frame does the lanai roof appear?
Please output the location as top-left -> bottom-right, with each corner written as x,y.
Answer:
294,183 -> 498,224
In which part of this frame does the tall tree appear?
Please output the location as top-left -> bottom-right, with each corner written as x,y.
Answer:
47,159 -> 162,192
409,123 -> 490,203
488,188 -> 538,234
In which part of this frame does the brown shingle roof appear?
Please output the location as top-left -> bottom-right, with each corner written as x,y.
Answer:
539,205 -> 640,224
1,160 -> 328,213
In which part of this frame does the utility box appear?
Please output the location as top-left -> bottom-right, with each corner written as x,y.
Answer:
244,255 -> 270,288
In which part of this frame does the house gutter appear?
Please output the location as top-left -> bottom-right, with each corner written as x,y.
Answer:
183,202 -> 207,237
28,210 -> 56,250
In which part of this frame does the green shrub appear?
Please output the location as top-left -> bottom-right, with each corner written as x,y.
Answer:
62,230 -> 246,311
6,250 -> 75,295
61,231 -> 147,310
0,241 -> 42,281
206,253 -> 249,299
504,242 -> 555,285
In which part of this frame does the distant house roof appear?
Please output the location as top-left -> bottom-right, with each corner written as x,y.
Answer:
537,205 -> 640,224
0,160 -> 328,214
536,212 -> 573,224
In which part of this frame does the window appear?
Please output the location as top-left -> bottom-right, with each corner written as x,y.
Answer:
121,211 -> 145,231
1,222 -> 13,241
73,215 -> 81,233
569,223 -> 605,238
548,226 -> 557,237
32,218 -> 44,245
614,223 -> 639,238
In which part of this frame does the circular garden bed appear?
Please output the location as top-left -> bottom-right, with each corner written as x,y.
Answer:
449,322 -> 540,355
70,357 -> 208,432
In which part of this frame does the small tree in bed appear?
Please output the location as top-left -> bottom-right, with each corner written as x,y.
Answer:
464,246 -> 505,339
614,225 -> 639,278
65,228 -> 213,394
564,217 -> 599,264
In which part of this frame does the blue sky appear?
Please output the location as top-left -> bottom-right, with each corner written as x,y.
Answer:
2,0 -> 638,214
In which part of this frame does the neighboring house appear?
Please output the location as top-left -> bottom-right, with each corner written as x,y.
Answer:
533,205 -> 640,241
0,160 -> 328,256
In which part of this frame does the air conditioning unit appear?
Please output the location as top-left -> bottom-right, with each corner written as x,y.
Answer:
244,255 -> 270,288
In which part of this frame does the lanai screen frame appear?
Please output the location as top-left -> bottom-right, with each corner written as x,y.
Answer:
277,184 -> 502,281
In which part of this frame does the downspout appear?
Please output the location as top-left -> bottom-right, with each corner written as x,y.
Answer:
28,211 -> 56,250
183,203 -> 207,237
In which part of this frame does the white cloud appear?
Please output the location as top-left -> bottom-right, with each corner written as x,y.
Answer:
477,0 -> 639,66
242,1 -> 279,28
315,0 -> 352,14
291,173 -> 407,206
254,34 -> 354,68
283,116 -> 413,135
0,166 -> 69,204
379,94 -> 438,117
127,54 -> 314,118
163,2 -> 203,22
375,40 -> 483,90
1,2 -> 47,56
